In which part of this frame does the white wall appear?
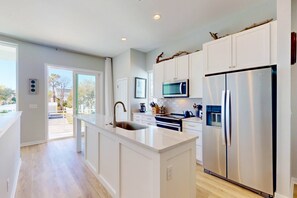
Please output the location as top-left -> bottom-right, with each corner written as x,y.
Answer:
112,49 -> 148,119
145,0 -> 276,70
291,0 -> 297,180
0,35 -> 105,145
276,0 -> 291,197
130,49 -> 147,113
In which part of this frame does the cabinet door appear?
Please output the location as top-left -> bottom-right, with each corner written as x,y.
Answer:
270,21 -> 277,65
232,23 -> 270,69
153,62 -> 164,98
203,35 -> 232,74
189,51 -> 203,98
163,59 -> 176,82
176,55 -> 189,80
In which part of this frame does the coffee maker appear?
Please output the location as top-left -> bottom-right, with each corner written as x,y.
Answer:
140,103 -> 146,112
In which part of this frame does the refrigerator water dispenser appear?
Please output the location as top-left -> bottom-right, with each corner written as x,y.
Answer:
206,105 -> 221,127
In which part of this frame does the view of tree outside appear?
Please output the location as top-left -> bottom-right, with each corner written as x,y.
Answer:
47,68 -> 97,139
77,75 -> 96,114
0,44 -> 17,113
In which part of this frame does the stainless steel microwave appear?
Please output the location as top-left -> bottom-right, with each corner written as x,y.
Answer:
162,79 -> 189,98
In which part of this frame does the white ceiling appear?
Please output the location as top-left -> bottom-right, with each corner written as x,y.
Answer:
0,0 -> 269,57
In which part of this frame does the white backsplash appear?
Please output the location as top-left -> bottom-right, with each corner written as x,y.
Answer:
155,98 -> 202,114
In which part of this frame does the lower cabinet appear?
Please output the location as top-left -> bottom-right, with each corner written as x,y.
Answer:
133,113 -> 156,126
182,120 -> 203,165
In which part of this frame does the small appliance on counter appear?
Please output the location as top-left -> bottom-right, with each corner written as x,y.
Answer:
184,110 -> 194,118
193,103 -> 203,118
139,103 -> 146,112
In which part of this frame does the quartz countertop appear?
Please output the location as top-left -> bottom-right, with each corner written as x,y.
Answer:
75,114 -> 197,153
183,117 -> 203,123
0,112 -> 22,138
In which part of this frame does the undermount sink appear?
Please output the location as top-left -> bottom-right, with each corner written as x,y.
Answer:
116,122 -> 148,130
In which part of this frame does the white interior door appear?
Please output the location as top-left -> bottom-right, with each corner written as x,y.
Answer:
115,78 -> 128,121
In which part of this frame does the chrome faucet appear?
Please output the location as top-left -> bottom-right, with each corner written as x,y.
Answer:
113,101 -> 127,128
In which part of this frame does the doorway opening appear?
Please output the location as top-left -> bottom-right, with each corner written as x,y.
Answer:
47,65 -> 101,140
48,68 -> 73,140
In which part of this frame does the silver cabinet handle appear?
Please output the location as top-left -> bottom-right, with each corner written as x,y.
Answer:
221,90 -> 226,145
226,90 -> 231,146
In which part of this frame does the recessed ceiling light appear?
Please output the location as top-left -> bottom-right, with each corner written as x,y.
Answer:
153,14 -> 161,20
121,37 -> 127,41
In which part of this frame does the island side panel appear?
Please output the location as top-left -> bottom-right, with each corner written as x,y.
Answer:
160,141 -> 196,198
118,139 -> 157,198
98,129 -> 118,197
85,124 -> 99,173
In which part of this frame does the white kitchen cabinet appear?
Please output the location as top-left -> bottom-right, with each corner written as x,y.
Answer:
203,35 -> 232,74
133,113 -> 156,126
176,55 -> 189,80
164,55 -> 189,82
270,21 -> 277,65
203,21 -> 277,75
163,59 -> 176,82
183,120 -> 203,164
232,23 -> 271,70
153,62 -> 164,98
189,51 -> 203,98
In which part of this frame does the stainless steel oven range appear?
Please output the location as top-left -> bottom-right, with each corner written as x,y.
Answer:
155,113 -> 185,132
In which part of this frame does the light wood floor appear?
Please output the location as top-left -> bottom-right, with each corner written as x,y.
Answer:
16,138 -> 262,198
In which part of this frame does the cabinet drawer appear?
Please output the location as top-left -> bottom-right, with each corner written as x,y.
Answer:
196,145 -> 203,164
133,115 -> 141,120
183,122 -> 202,131
142,121 -> 156,126
142,115 -> 155,122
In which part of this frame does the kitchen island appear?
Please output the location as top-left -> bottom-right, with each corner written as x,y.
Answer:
75,114 -> 197,198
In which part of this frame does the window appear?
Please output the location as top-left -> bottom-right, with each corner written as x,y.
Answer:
0,42 -> 17,113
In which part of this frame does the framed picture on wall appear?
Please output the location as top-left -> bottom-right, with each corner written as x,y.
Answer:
135,77 -> 146,99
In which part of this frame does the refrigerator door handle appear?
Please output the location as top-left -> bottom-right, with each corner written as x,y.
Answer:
226,90 -> 231,146
221,90 -> 226,145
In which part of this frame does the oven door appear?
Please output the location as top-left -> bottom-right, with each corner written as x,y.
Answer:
163,80 -> 188,98
156,121 -> 181,131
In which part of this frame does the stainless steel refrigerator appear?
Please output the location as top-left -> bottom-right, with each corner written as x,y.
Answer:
202,66 -> 276,197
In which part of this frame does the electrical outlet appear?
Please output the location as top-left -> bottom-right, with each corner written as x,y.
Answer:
6,178 -> 9,192
167,165 -> 173,181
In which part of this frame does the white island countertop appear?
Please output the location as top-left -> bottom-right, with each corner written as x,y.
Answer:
0,112 -> 22,139
75,114 -> 197,153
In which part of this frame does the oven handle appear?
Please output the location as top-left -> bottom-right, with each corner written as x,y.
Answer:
156,121 -> 181,127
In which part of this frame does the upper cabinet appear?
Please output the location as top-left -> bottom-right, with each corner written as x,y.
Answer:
203,36 -> 232,74
189,51 -> 203,98
232,23 -> 270,70
153,62 -> 164,99
203,21 -> 277,75
164,55 -> 189,82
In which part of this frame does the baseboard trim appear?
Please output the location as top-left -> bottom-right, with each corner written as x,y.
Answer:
21,140 -> 47,147
11,158 -> 21,198
274,192 -> 289,198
